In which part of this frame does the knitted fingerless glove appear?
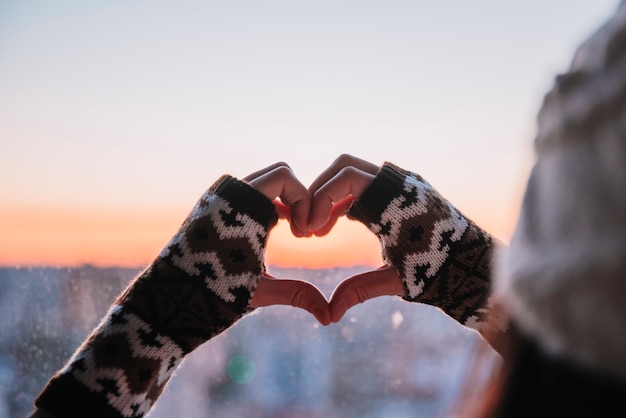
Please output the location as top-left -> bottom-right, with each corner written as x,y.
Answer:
35,175 -> 278,418
348,163 -> 508,336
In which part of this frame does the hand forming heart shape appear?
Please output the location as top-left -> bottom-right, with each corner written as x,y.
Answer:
29,156 -> 504,418
246,155 -> 406,327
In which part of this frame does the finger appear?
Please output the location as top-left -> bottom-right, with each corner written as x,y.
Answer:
249,274 -> 331,326
328,265 -> 405,323
309,166 -> 375,233
311,195 -> 355,237
246,165 -> 312,237
308,154 -> 379,195
308,154 -> 379,233
273,200 -> 291,219
244,161 -> 292,182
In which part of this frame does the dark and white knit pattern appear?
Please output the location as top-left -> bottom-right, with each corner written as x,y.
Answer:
348,163 -> 500,333
160,191 -> 268,304
58,306 -> 184,417
373,173 -> 470,293
35,175 -> 278,418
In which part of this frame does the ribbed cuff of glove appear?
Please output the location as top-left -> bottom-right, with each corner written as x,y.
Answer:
348,162 -> 497,332
35,175 -> 278,418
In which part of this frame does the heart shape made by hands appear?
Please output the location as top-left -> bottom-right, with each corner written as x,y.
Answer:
247,156 -> 406,327
251,207 -> 405,327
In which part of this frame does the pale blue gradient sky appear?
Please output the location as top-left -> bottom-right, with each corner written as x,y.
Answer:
0,0 -> 621,265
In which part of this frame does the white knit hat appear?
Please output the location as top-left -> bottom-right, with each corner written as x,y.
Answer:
495,1 -> 626,380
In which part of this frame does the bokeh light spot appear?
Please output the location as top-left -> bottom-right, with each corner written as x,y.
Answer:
392,310 -> 404,329
227,355 -> 257,384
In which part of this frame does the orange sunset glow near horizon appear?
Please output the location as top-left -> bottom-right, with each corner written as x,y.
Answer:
0,207 -> 383,269
0,203 -> 516,269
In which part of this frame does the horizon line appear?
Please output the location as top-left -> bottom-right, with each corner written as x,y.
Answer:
0,262 -> 381,271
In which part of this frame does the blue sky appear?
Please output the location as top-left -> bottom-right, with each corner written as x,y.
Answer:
0,0 -> 621,253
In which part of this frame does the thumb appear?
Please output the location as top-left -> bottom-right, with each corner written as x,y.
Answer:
272,200 -> 292,220
249,273 -> 331,326
328,265 -> 405,323
311,195 -> 355,237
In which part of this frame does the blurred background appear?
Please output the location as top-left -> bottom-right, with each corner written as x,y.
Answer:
0,265 -> 497,418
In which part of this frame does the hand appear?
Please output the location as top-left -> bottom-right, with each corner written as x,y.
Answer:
245,162 -> 331,325
308,154 -> 379,235
324,158 -> 501,351
245,162 -> 312,237
250,272 -> 331,325
308,154 -> 405,322
328,265 -> 405,323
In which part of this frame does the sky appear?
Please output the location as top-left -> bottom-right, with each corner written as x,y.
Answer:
0,0 -> 621,268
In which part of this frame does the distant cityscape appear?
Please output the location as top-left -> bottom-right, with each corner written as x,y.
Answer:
0,266 -> 499,418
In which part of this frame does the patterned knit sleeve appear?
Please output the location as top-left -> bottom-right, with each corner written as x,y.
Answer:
347,163 -> 510,347
34,175 -> 279,418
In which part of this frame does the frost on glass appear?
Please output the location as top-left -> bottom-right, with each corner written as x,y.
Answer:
0,266 -> 499,418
